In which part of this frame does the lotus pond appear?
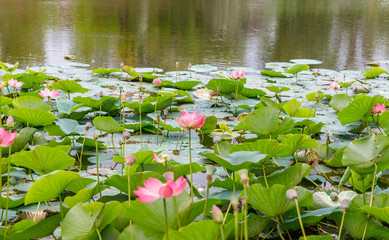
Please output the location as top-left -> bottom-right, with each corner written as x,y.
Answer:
0,59 -> 388,240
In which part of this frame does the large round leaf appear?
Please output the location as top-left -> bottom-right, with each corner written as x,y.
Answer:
199,151 -> 268,171
12,145 -> 74,175
8,107 -> 55,126
342,134 -> 389,174
337,95 -> 383,125
25,170 -> 80,205
53,80 -> 89,94
13,96 -> 50,111
93,116 -> 122,133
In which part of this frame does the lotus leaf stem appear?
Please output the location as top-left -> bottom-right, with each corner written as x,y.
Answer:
277,222 -> 286,240
293,198 -> 307,240
160,117 -> 167,146
173,196 -> 181,228
127,165 -> 131,206
362,164 -> 378,240
338,208 -> 346,240
222,172 -> 236,225
163,198 -> 169,240
244,184 -> 249,240
4,145 -> 12,235
189,130 -> 193,203
263,166 -> 269,187
33,202 -> 41,222
219,224 -> 225,240
79,129 -> 88,170
95,140 -> 102,199
111,133 -> 118,155
234,208 -> 239,240
202,178 -> 210,221
96,228 -> 102,240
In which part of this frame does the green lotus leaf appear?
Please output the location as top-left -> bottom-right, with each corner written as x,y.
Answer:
166,220 -> 220,240
361,67 -> 388,78
92,68 -> 121,76
53,79 -> 89,94
285,64 -> 310,74
12,96 -> 50,111
12,145 -> 74,175
337,95 -> 383,125
329,94 -> 351,112
16,73 -> 45,90
205,78 -> 244,95
173,81 -> 201,90
104,172 -> 162,196
25,170 -> 80,205
93,116 -> 122,133
306,91 -> 324,101
199,151 -> 268,171
8,107 -> 55,126
248,184 -> 313,217
379,111 -> 389,134
265,86 -> 290,93
230,139 -> 292,157
342,134 -> 389,174
0,61 -> 18,72
240,87 -> 266,98
279,134 -> 318,155
261,70 -> 289,78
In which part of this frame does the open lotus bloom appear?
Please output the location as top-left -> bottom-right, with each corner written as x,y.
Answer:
371,103 -> 387,114
8,78 -> 24,88
0,128 -> 17,147
176,110 -> 205,131
329,82 -> 340,91
231,70 -> 246,79
39,88 -> 59,98
134,177 -> 187,203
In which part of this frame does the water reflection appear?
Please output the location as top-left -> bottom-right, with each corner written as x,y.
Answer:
0,0 -> 388,70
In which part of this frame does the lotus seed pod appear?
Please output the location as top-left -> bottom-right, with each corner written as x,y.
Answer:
123,131 -> 130,139
6,116 -> 14,128
161,154 -> 169,162
211,205 -> 223,224
93,130 -> 99,140
237,169 -> 249,184
213,136 -> 221,144
341,199 -> 351,209
163,171 -> 174,181
330,192 -> 338,201
125,155 -> 136,166
47,80 -> 54,87
231,196 -> 240,210
85,122 -> 92,131
286,189 -> 298,200
206,165 -> 217,176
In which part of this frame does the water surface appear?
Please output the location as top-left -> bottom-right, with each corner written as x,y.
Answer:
1,0 -> 389,70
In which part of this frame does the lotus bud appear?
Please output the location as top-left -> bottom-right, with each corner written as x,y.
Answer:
139,75 -> 143,82
118,139 -> 123,145
286,189 -> 298,201
47,80 -> 54,87
211,205 -> 223,224
231,196 -> 240,210
188,63 -> 192,68
153,78 -> 162,86
278,86 -> 282,91
93,130 -> 99,140
315,93 -> 320,100
163,109 -> 168,117
6,116 -> 14,128
176,62 -> 179,68
237,169 -> 249,185
121,94 -> 127,103
123,131 -> 130,139
330,192 -> 338,201
85,122 -> 92,131
125,155 -> 136,165
163,171 -> 174,181
213,136 -> 221,144
99,91 -> 103,97
0,82 -> 6,90
341,199 -> 351,209
240,197 -> 246,206
157,115 -> 161,121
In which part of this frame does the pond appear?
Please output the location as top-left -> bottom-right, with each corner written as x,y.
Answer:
1,0 -> 389,70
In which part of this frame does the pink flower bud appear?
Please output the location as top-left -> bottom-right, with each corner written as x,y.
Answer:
231,196 -> 240,211
212,205 -> 223,224
99,91 -> 103,97
125,155 -> 136,165
330,192 -> 338,201
153,78 -> 162,86
237,169 -> 249,185
213,136 -> 221,144
123,131 -> 130,139
93,130 -> 99,140
6,116 -> 14,128
85,122 -> 92,131
341,199 -> 351,209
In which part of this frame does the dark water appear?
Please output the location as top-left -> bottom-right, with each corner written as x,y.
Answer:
1,0 -> 389,71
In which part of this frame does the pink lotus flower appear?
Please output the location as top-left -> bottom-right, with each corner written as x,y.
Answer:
371,103 -> 387,115
39,88 -> 59,99
329,82 -> 340,91
0,128 -> 17,147
231,70 -> 246,79
176,111 -> 205,131
134,177 -> 187,203
153,78 -> 162,86
153,153 -> 164,163
8,78 -> 24,88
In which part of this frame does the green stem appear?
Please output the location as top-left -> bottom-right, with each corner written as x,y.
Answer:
234,209 -> 239,240
111,133 -> 118,155
244,184 -> 248,240
219,224 -> 225,240
202,179 -> 210,220
294,198 -> 307,240
222,172 -> 236,225
366,116 -> 370,134
362,164 -> 378,240
96,228 -> 102,240
189,131 -> 193,203
99,97 -> 102,116
277,222 -> 286,240
139,94 -> 143,148
95,141 -> 102,199
263,166 -> 269,187
127,165 -> 131,206
163,199 -> 169,240
338,209 -> 346,240
4,146 -> 12,233
33,202 -> 41,222
79,130 -> 88,170
160,117 -> 167,146
173,196 -> 181,228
